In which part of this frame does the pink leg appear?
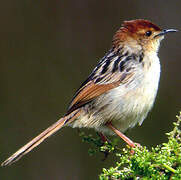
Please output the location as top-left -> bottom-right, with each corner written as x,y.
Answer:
106,122 -> 135,148
98,132 -> 109,143
97,132 -> 110,161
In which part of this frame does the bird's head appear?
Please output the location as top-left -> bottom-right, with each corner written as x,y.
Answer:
113,19 -> 177,53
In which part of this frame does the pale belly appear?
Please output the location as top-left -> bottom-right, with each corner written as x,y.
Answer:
70,55 -> 161,135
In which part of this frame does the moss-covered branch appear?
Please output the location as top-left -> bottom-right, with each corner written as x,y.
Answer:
80,112 -> 181,180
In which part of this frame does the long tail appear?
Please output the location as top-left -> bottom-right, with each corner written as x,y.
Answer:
1,109 -> 81,167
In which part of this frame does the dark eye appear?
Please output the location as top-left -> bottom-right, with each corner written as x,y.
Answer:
145,30 -> 152,37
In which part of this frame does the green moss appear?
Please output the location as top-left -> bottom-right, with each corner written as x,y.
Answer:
99,112 -> 181,180
80,112 -> 181,180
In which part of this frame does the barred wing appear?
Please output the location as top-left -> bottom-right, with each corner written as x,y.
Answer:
67,48 -> 141,115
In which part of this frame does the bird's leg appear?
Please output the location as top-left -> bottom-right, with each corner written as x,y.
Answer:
98,132 -> 109,143
97,132 -> 111,161
106,122 -> 135,148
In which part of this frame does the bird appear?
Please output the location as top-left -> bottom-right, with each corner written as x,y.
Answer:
1,19 -> 177,167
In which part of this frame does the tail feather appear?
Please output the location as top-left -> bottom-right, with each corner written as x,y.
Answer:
1,109 -> 81,167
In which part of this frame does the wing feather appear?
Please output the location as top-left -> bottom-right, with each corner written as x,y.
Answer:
66,49 -> 139,115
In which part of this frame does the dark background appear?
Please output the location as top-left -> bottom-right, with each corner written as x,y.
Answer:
0,1 -> 181,179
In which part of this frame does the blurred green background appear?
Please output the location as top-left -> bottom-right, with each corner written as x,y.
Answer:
0,0 -> 181,179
